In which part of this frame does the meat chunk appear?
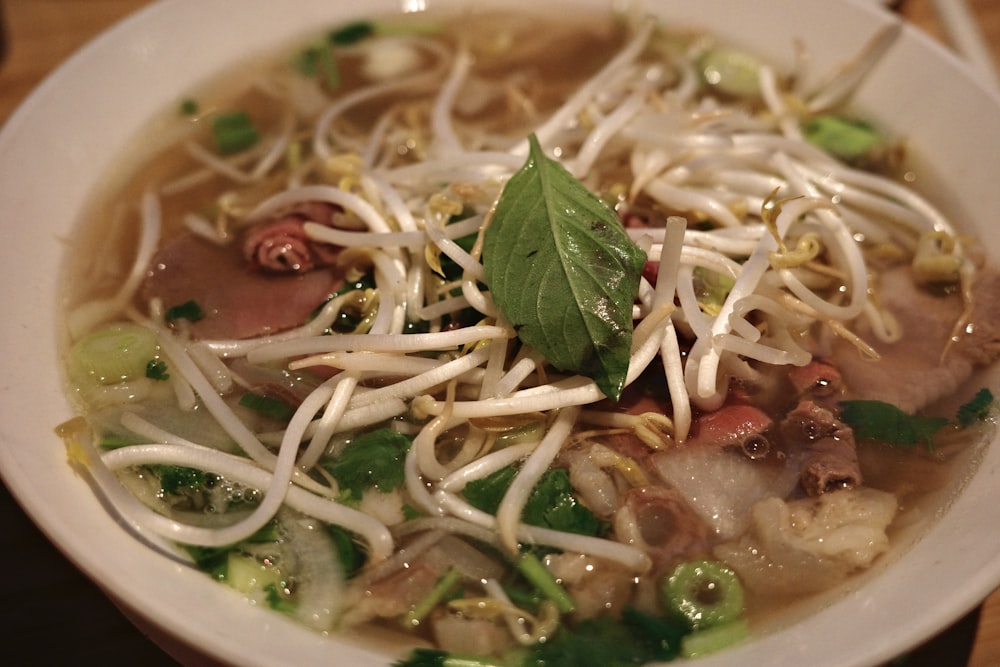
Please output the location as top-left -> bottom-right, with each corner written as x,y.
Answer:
613,486 -> 712,571
780,400 -> 861,497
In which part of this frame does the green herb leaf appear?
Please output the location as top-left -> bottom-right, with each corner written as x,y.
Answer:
179,98 -> 199,116
165,299 -> 205,322
392,649 -> 505,667
150,464 -> 213,494
327,525 -> 367,579
211,111 -> 260,155
329,20 -> 375,46
321,428 -> 412,499
238,392 -> 296,422
264,582 -> 298,614
839,399 -> 949,450
528,607 -> 685,667
956,388 -> 995,427
464,465 -> 606,537
145,359 -> 170,381
515,551 -> 575,613
483,135 -> 645,401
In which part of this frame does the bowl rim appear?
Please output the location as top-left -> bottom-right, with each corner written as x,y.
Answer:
2,1 -> 1000,666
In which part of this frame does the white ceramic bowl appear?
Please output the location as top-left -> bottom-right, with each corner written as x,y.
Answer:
2,1 -> 1000,665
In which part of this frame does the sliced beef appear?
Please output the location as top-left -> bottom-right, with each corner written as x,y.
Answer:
787,359 -> 845,406
830,265 -> 1000,413
242,202 -> 341,273
685,403 -> 773,457
142,233 -> 341,340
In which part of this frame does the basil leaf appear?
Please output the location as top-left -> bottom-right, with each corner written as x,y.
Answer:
483,135 -> 645,400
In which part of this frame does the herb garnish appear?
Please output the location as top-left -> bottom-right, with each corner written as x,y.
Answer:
840,388 -> 995,451
463,465 -> 606,537
482,134 -> 645,401
393,606 -> 686,667
321,428 -> 412,501
238,392 -> 296,422
211,111 -> 260,155
165,299 -> 205,323
145,359 -> 170,381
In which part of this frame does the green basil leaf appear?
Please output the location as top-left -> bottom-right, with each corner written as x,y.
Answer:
483,134 -> 645,400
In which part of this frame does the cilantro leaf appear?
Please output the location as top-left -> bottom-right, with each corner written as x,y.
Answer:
165,299 -> 205,322
150,465 -> 213,494
464,465 -> 606,537
327,524 -> 367,579
145,359 -> 170,381
482,134 -> 646,401
956,388 -> 995,427
393,607 -> 686,667
392,649 -> 503,667
321,429 -> 412,499
238,392 -> 296,422
839,399 -> 949,450
528,607 -> 685,667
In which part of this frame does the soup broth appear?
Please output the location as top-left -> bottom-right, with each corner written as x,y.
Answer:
57,5 -> 999,663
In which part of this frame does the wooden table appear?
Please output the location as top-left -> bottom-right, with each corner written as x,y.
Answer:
1,1 -> 999,665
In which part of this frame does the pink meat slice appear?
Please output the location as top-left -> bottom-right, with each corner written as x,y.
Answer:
830,265 -> 1000,413
142,233 -> 340,340
242,202 -> 341,273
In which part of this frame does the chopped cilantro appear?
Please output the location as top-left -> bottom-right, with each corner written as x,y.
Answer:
393,606 -> 689,667
184,521 -> 282,580
392,649 -> 504,667
238,392 -> 296,422
179,98 -> 199,116
464,466 -> 606,537
149,464 -> 213,494
165,299 -> 205,323
956,388 -> 995,427
145,358 -> 170,381
327,524 -> 367,579
321,428 -> 412,499
528,607 -> 685,667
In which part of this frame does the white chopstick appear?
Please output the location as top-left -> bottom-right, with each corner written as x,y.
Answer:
928,0 -> 1000,90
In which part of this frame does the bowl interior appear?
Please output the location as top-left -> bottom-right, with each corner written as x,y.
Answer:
1,1 -> 999,666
